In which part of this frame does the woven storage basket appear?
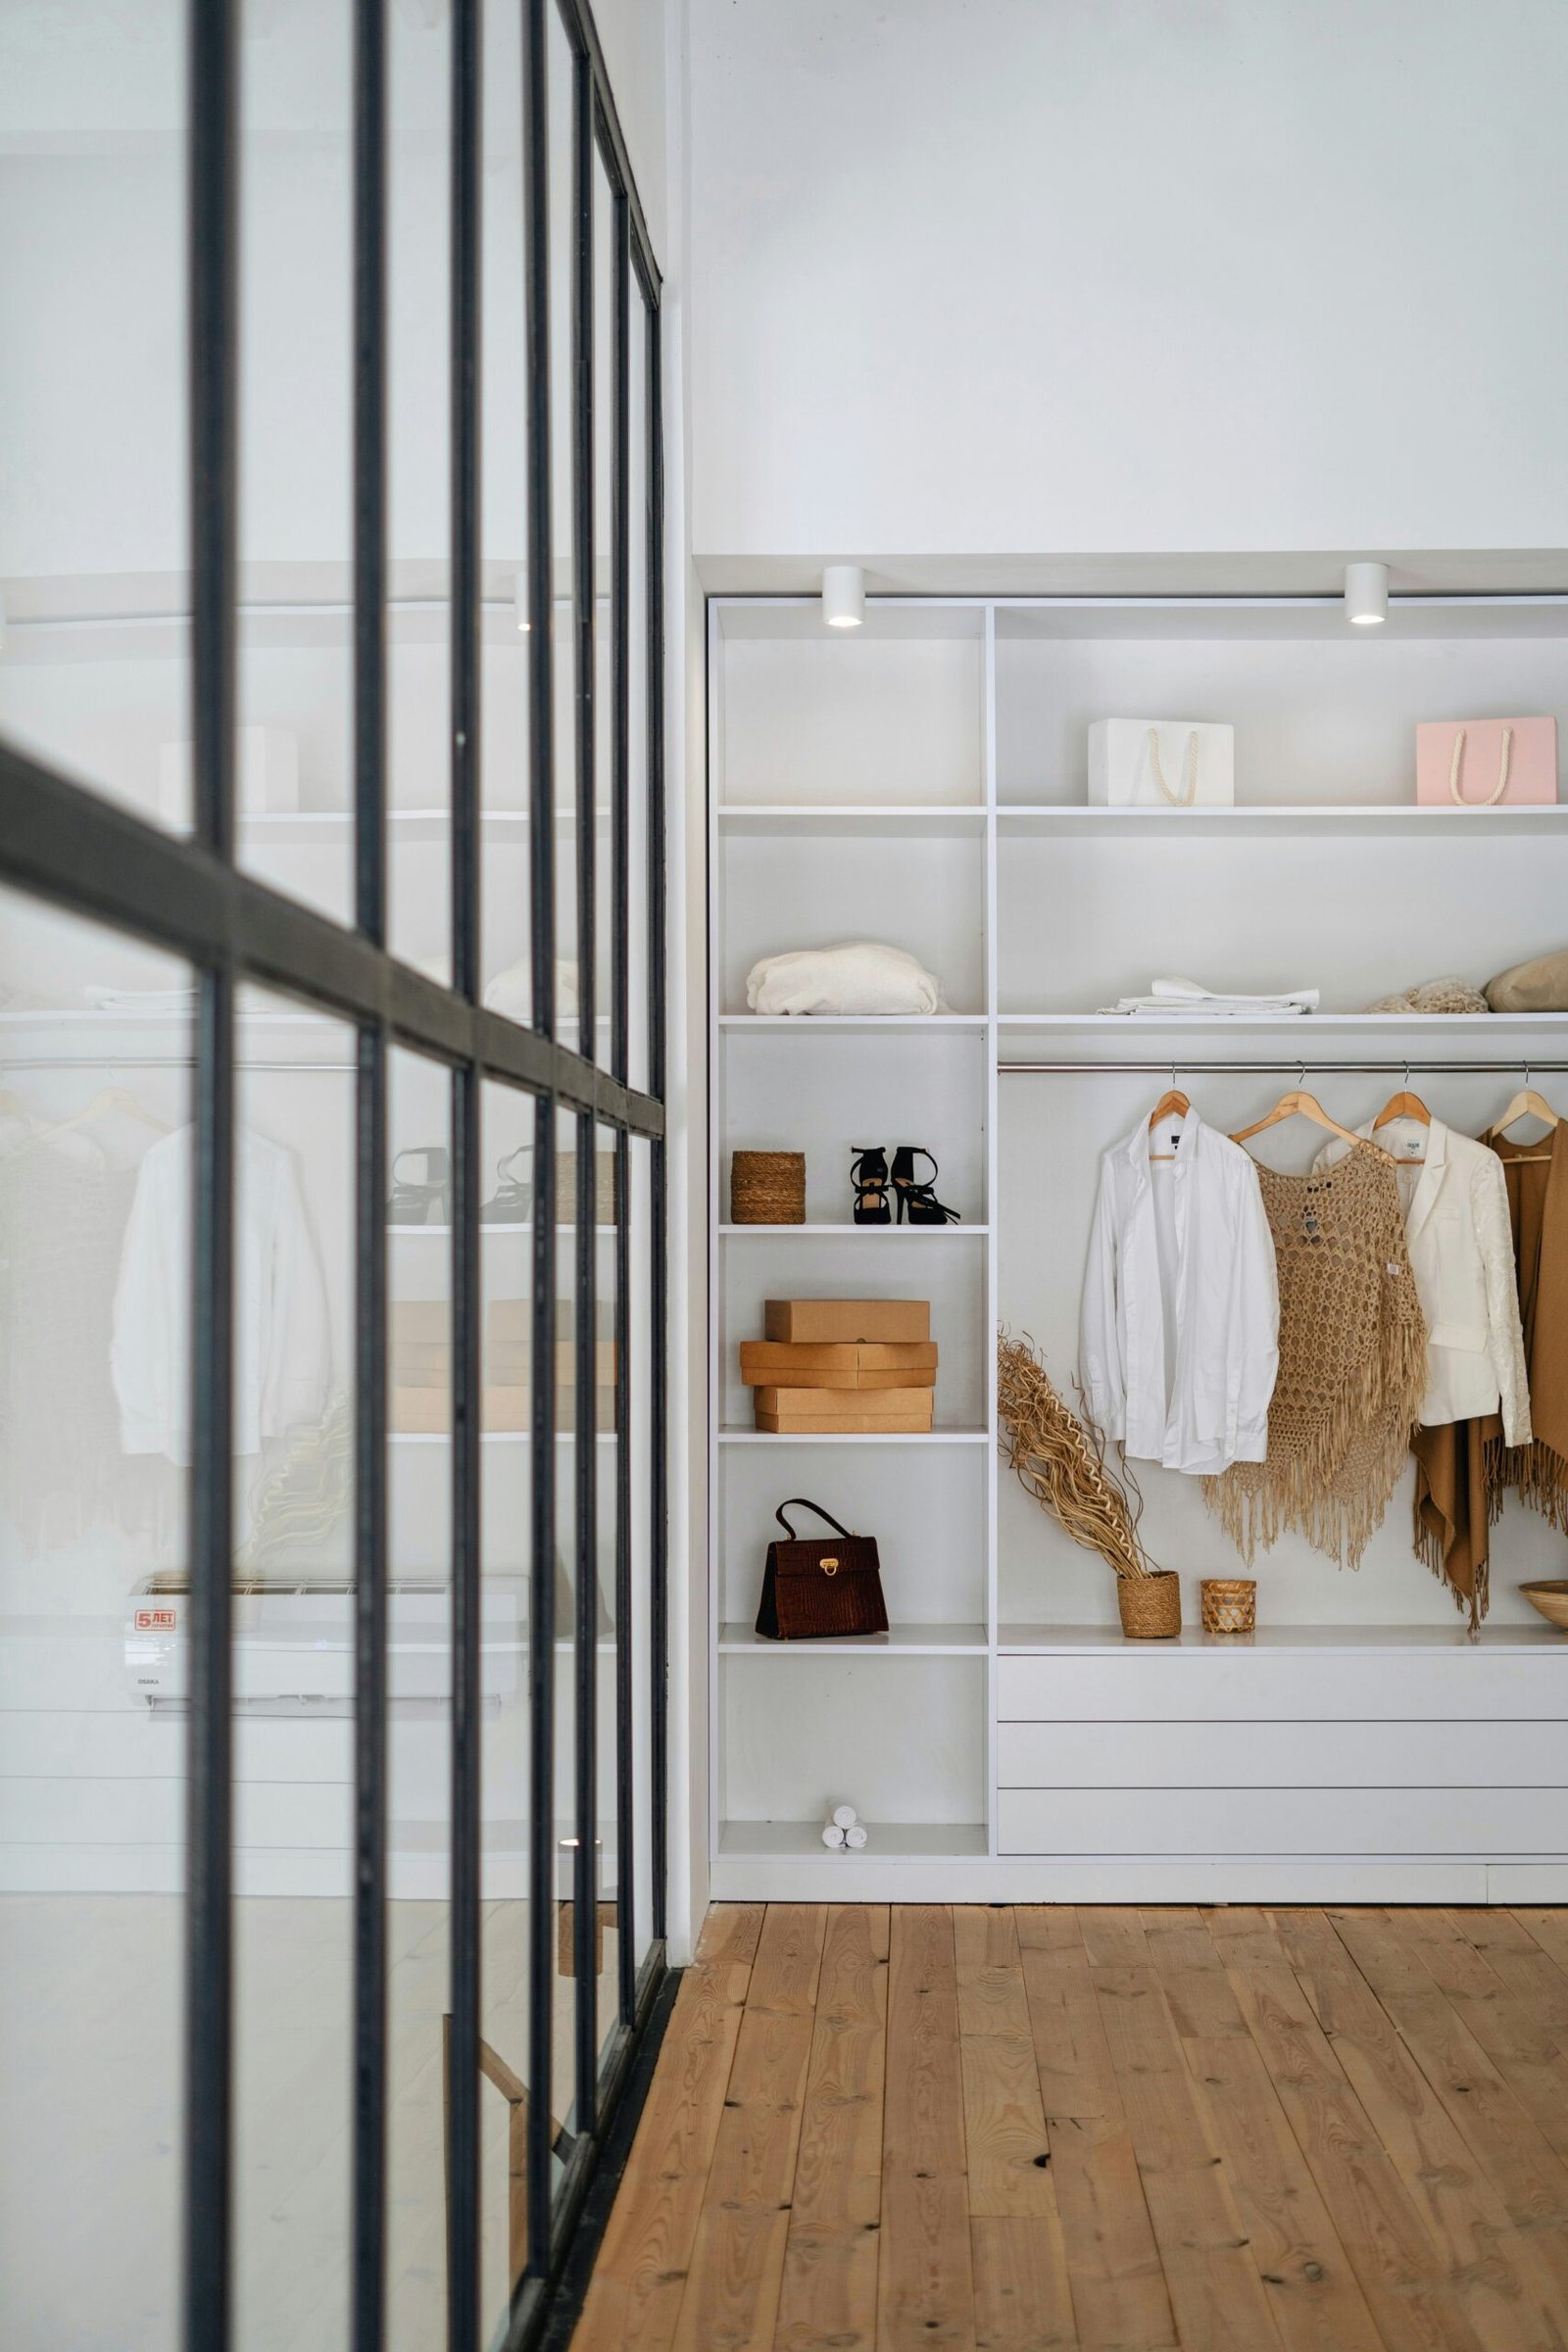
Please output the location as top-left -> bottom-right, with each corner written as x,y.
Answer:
1116,1571 -> 1181,1640
731,1150 -> 806,1225
1200,1578 -> 1256,1635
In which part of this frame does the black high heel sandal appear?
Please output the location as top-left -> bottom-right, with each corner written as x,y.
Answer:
891,1146 -> 960,1225
388,1147 -> 451,1224
480,1146 -> 533,1224
850,1146 -> 891,1226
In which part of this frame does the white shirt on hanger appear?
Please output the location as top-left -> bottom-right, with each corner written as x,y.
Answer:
111,1125 -> 331,1464
1310,1114 -> 1531,1445
1079,1105 -> 1279,1475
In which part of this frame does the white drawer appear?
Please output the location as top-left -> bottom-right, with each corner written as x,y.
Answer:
997,1786 -> 1567,1857
997,1650 -> 1568,1723
999,1719 -> 1568,1789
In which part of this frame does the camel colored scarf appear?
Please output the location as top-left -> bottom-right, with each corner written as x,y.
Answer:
1489,1120 -> 1568,1530
1205,1144 -> 1428,1568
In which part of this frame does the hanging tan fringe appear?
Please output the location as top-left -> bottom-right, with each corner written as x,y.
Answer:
1203,1146 -> 1429,1570
997,1331 -> 1157,1582
1486,1433 -> 1568,1535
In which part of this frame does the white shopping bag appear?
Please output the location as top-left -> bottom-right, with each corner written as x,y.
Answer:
1087,719 -> 1235,808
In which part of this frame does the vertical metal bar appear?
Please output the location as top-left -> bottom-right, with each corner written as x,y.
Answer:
352,5 -> 389,2345
569,38 -> 600,2142
520,0 -> 558,2281
184,3 -> 238,2346
613,1126 -> 633,2019
448,1064 -> 482,2351
609,178 -> 634,2024
610,186 -> 630,1088
185,974 -> 236,2352
643,291 -> 668,1941
448,0 -> 482,2344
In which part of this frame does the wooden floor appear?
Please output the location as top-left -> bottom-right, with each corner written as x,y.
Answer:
573,1901 -> 1568,2352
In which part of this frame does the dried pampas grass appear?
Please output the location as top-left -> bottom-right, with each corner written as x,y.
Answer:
998,1332 -> 1156,1582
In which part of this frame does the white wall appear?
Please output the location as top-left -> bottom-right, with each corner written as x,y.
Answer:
687,0 -> 1568,570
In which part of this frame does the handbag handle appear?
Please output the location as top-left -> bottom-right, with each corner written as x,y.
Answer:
1448,722 -> 1513,808
1147,726 -> 1199,807
775,1496 -> 855,1542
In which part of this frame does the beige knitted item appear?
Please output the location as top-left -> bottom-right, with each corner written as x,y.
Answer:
1364,975 -> 1490,1015
1204,1144 -> 1428,1568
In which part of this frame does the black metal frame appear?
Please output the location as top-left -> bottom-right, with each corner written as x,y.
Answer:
0,0 -> 666,2345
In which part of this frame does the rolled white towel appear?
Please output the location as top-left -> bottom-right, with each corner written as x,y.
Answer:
830,1802 -> 858,1830
843,1822 -> 868,1850
820,1822 -> 847,1850
746,941 -> 948,1018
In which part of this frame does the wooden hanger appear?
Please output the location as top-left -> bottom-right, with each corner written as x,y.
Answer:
1147,1073 -> 1191,1162
1373,1067 -> 1432,1136
27,1087 -> 172,1152
1489,1073 -> 1559,1164
1231,1085 -> 1363,1151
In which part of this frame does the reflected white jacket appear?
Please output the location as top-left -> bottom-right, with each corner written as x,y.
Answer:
1311,1116 -> 1530,1444
1079,1107 -> 1279,1474
112,1126 -> 330,1463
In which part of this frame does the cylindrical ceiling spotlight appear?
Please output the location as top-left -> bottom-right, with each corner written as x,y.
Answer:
821,564 -> 864,629
1344,561 -> 1389,626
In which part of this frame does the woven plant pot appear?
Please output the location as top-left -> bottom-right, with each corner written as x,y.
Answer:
1116,1571 -> 1181,1640
731,1150 -> 806,1225
1200,1578 -> 1256,1635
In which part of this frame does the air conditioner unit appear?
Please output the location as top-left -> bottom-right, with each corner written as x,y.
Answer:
125,1575 -> 522,1710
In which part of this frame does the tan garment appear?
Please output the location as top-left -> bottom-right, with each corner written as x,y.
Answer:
1204,1143 -> 1428,1568
1412,1416 -> 1497,1633
1490,1122 -> 1568,1529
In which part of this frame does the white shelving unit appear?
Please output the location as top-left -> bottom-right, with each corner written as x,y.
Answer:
708,590 -> 1568,1902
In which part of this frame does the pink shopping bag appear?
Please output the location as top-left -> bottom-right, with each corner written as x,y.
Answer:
1416,716 -> 1558,807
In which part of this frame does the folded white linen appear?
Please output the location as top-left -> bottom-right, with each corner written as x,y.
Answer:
1100,1002 -> 1312,1018
1147,975 -> 1320,1010
746,941 -> 948,1017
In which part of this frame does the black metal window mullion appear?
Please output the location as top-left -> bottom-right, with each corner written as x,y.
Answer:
642,282 -> 669,1942
183,0 -> 239,2346
447,0 -> 483,2346
351,0 -> 390,2346
568,21 -> 601,2145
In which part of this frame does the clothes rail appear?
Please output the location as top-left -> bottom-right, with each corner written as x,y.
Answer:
1000,1059 -> 1568,1076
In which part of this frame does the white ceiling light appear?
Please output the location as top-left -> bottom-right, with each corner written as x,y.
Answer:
514,568 -> 530,633
822,564 -> 864,630
1344,561 -> 1389,626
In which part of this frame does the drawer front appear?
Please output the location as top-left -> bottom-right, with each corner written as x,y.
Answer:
998,1719 -> 1568,1790
997,1651 -> 1568,1723
998,1786 -> 1567,1857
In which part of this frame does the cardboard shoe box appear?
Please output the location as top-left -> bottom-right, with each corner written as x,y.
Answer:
739,1340 -> 938,1391
762,1298 -> 930,1346
754,1387 -> 935,1435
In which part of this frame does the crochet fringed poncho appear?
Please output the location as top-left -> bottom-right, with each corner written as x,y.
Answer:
1204,1143 -> 1428,1568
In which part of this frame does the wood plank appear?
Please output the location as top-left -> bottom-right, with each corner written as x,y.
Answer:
1448,1910 -> 1568,2047
1328,1912 -> 1568,2259
1017,1908 -> 1178,2352
1148,1913 -> 1384,2352
1080,1907 -> 1286,2352
1513,1907 -> 1568,1985
971,2216 -> 1077,2352
1274,1910 -> 1546,2352
575,1904 -> 764,2351
1223,1951 -> 1484,2352
879,1906 -> 975,2352
671,1905 -> 826,2352
774,1906 -> 888,2352
954,1910 -> 1077,2347
1396,1910 -> 1568,2165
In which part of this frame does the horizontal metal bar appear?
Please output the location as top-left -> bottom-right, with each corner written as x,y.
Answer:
1000,1060 -> 1568,1076
0,740 -> 663,1136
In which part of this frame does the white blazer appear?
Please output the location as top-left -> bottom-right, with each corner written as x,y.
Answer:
1080,1107 -> 1279,1475
1311,1116 -> 1531,1444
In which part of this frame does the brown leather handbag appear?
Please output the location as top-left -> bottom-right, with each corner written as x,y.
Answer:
755,1498 -> 888,1641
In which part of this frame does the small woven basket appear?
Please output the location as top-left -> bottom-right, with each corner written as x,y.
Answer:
731,1150 -> 806,1225
1116,1571 -> 1181,1640
1200,1578 -> 1256,1635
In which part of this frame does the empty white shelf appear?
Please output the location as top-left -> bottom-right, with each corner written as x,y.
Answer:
718,1621 -> 988,1655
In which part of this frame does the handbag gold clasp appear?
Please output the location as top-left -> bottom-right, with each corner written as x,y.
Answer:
819,1555 -> 839,1574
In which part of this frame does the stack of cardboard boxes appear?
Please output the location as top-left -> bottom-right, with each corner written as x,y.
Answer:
741,1298 -> 936,1432
390,1299 -> 616,1433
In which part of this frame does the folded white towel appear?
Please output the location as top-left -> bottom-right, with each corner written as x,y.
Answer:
746,941 -> 948,1018
1148,975 -> 1319,1010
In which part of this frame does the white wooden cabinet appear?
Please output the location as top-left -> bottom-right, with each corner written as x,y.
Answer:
708,592 -> 1568,1902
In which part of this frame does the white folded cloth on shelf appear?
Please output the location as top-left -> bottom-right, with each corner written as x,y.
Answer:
1098,973 -> 1319,1017
84,986 -> 200,1013
746,941 -> 948,1017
